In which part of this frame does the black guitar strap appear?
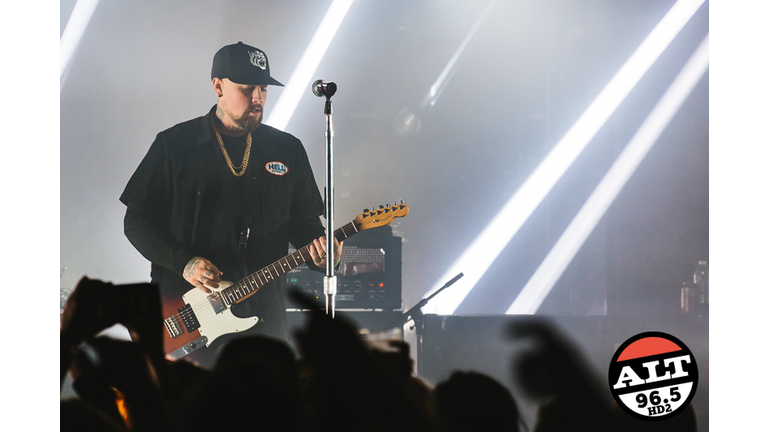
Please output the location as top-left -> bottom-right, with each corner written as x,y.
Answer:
238,150 -> 262,276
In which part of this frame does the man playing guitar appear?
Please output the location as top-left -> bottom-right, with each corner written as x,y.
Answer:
120,42 -> 341,367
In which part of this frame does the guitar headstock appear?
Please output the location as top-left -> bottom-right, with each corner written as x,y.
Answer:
355,202 -> 409,231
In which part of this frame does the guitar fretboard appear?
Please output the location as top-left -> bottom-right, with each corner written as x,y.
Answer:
219,221 -> 360,305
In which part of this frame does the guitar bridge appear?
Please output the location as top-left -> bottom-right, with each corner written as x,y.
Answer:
164,315 -> 184,339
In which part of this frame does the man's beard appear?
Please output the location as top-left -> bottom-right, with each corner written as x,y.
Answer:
233,110 -> 262,132
218,104 -> 263,135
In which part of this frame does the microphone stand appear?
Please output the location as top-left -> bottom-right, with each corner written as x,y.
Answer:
402,272 -> 463,374
320,86 -> 337,317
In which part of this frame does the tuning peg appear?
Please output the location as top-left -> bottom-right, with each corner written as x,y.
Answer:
363,208 -> 369,213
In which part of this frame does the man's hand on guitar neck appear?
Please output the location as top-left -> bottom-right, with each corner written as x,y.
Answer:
183,257 -> 223,294
309,232 -> 343,269
182,234 -> 340,294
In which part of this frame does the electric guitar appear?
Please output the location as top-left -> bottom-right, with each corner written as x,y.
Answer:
162,203 -> 409,360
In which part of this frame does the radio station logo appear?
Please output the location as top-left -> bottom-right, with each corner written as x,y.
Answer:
608,332 -> 698,421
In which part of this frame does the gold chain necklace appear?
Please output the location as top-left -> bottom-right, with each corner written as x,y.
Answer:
210,116 -> 252,177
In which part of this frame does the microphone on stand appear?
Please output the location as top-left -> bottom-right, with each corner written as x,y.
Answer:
312,80 -> 337,98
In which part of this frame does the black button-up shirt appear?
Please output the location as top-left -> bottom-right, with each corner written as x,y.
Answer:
120,105 -> 325,339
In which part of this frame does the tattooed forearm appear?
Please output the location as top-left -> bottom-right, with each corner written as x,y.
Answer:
184,257 -> 203,280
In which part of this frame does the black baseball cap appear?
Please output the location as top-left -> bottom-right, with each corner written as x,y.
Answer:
211,41 -> 284,86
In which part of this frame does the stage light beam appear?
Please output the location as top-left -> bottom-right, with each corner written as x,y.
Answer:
421,0 -> 706,315
60,0 -> 101,85
421,0 -> 496,109
266,0 -> 354,130
507,35 -> 709,314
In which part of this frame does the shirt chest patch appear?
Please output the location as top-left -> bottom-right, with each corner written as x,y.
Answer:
265,161 -> 289,176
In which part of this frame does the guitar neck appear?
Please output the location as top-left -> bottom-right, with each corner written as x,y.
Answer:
218,221 -> 360,306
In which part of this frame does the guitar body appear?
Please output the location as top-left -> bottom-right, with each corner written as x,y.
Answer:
160,203 -> 409,360
162,281 -> 260,360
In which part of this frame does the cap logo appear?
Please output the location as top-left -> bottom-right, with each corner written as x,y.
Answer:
248,50 -> 267,70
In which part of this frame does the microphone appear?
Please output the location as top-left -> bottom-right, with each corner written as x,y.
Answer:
312,80 -> 337,98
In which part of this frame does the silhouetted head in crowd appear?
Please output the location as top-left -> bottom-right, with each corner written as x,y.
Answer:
434,371 -> 521,432
183,335 -> 306,432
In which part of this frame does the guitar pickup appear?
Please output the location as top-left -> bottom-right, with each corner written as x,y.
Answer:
178,304 -> 200,333
207,292 -> 227,314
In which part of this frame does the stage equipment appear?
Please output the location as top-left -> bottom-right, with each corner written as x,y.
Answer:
286,226 -> 403,311
313,79 -> 338,317
402,273 -> 463,375
312,80 -> 337,98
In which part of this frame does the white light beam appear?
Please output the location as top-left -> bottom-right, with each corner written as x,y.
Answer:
60,0 -> 100,83
266,0 -> 354,131
421,0 -> 496,109
508,35 -> 709,314
421,0 -> 706,315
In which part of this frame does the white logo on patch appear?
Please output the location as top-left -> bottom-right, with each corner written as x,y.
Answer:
248,50 -> 267,70
265,161 -> 288,176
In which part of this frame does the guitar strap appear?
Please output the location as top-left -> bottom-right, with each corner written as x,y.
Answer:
238,153 -> 261,277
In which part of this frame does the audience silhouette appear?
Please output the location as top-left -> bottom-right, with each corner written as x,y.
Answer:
60,277 -> 698,431
434,370 -> 522,432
